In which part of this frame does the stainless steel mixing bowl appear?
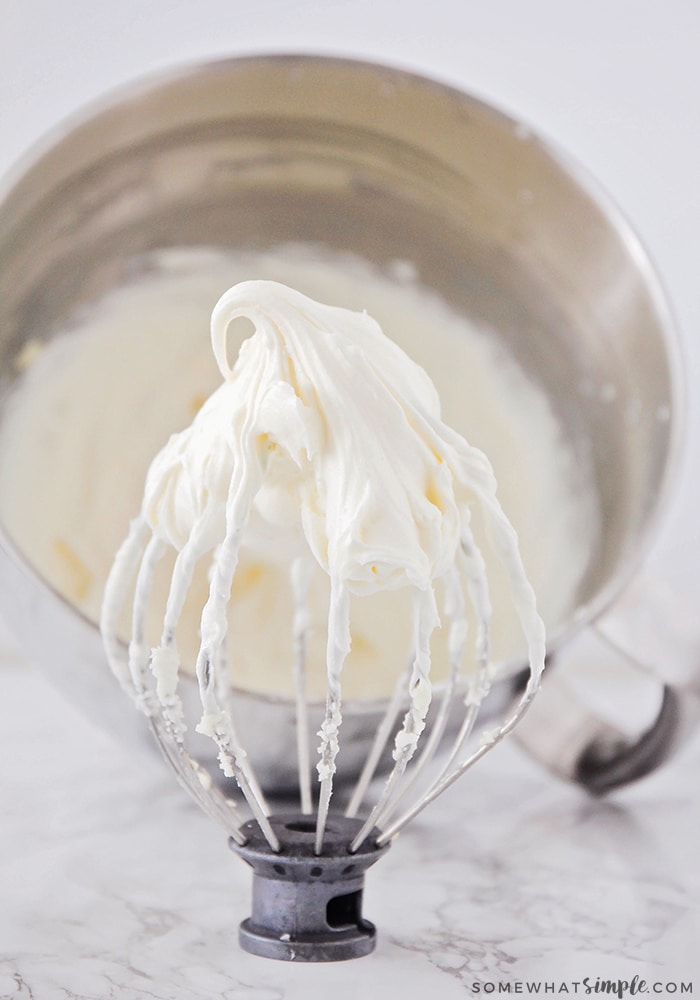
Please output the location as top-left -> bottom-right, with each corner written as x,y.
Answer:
0,55 -> 683,788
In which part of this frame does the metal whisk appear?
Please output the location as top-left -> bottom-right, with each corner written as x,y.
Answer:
100,281 -> 545,961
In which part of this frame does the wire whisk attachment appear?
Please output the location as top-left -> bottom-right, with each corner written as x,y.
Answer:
101,281 -> 546,960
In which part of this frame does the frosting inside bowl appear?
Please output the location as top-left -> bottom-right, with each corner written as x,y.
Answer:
0,246 -> 597,701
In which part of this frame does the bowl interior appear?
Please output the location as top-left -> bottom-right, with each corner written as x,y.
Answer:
0,56 -> 682,680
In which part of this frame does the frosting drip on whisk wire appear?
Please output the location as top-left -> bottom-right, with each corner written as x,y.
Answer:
101,280 -> 546,855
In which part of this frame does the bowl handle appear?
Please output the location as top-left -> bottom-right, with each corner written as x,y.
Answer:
513,551 -> 700,793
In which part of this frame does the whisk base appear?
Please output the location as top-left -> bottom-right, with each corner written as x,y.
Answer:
238,917 -> 377,962
230,813 -> 389,962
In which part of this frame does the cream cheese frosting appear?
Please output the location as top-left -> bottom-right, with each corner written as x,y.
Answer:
0,246 -> 597,708
101,278 -> 546,848
147,279 -> 473,590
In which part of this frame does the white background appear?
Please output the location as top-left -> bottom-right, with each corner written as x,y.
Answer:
2,0 -> 698,562
1,3 -> 699,996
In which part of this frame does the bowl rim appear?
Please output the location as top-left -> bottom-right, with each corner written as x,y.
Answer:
0,52 -> 687,709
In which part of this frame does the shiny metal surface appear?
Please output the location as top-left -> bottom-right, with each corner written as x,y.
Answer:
0,56 -> 684,789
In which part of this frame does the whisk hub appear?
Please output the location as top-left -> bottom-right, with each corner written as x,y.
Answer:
230,813 -> 389,961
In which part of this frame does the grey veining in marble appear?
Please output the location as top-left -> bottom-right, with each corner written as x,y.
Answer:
1,619 -> 698,1000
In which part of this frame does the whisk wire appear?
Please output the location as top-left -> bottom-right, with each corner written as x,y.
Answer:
291,556 -> 314,814
150,517 -> 216,739
369,566 -> 468,827
148,718 -> 248,842
100,520 -> 251,842
375,669 -> 541,846
100,517 -> 151,695
215,638 -> 271,818
194,528 -> 281,850
344,656 -> 411,818
314,579 -> 350,854
348,587 -> 438,853
127,535 -> 166,716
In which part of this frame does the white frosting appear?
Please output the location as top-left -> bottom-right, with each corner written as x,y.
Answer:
0,245 -> 597,707
147,280 -> 478,590
97,278 -> 547,841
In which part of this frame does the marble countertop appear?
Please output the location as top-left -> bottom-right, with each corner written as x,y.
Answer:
1,619 -> 699,999
2,1 -> 700,996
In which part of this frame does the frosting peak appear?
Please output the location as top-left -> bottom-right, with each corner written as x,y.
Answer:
144,280 -> 471,596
